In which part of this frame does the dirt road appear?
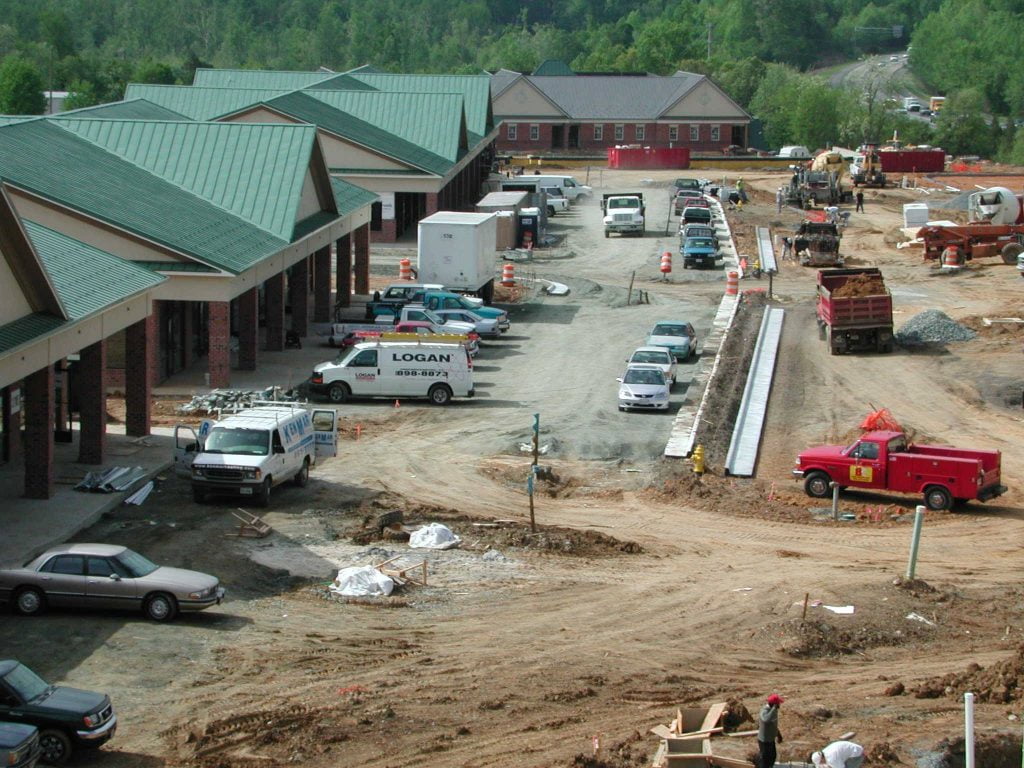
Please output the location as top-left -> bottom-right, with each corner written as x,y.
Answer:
3,169 -> 1023,768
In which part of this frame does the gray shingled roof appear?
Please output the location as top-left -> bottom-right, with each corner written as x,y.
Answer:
519,73 -> 703,120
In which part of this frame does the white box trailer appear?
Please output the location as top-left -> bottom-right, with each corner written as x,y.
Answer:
417,212 -> 498,303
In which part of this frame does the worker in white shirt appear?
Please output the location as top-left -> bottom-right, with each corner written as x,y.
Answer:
812,740 -> 865,768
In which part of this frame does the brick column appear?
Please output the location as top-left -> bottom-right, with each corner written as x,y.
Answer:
208,301 -> 231,388
125,312 -> 156,437
23,365 -> 54,499
3,385 -> 22,464
353,224 -> 370,295
237,287 -> 258,371
313,246 -> 332,322
425,192 -> 439,216
265,272 -> 285,351
77,340 -> 106,465
335,235 -> 352,308
289,258 -> 309,337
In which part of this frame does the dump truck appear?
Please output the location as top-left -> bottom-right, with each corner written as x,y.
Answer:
795,221 -> 843,267
601,193 -> 646,237
816,268 -> 893,355
794,430 -> 1006,510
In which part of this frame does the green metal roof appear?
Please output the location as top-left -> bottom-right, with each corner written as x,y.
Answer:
193,68 -> 337,89
265,91 -> 453,175
123,84 -> 293,121
331,177 -> 380,215
60,98 -> 191,121
297,73 -> 377,91
344,73 -> 493,140
134,260 -> 219,273
0,119 -> 292,274
304,90 -> 465,161
0,221 -> 164,355
0,116 -> 36,127
533,60 -> 575,76
52,118 -> 317,241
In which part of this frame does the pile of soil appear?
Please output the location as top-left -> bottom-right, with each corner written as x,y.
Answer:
928,733 -> 1024,768
913,645 -> 1024,702
832,273 -> 886,298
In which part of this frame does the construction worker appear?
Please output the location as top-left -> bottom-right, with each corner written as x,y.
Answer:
855,190 -> 865,213
812,741 -> 865,768
757,694 -> 784,768
736,177 -> 747,203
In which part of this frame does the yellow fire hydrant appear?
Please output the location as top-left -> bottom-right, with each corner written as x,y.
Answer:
692,444 -> 706,475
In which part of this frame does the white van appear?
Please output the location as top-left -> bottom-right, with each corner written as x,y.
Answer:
777,146 -> 811,159
531,174 -> 592,201
174,406 -> 338,506
311,340 -> 473,405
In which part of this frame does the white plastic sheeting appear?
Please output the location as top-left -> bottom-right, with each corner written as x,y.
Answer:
409,523 -> 461,550
329,566 -> 395,596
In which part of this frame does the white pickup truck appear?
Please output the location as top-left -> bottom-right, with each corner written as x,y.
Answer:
602,193 -> 645,238
540,186 -> 570,216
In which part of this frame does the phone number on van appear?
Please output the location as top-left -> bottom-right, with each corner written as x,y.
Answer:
396,370 -> 449,378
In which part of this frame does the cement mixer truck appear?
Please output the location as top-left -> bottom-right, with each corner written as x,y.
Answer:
918,186 -> 1024,265
784,151 -> 852,208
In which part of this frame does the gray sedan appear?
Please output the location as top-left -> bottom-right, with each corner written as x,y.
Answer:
0,544 -> 224,621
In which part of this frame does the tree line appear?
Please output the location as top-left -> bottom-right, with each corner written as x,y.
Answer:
0,0 -> 1019,159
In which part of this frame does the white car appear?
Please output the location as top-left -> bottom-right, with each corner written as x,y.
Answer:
617,364 -> 670,411
627,346 -> 678,386
432,308 -> 500,338
541,186 -> 570,215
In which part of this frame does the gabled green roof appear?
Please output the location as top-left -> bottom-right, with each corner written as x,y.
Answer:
60,98 -> 191,121
193,68 -> 337,89
123,84 -> 290,120
344,73 -> 493,140
0,221 -> 164,355
303,90 -> 465,161
331,177 -> 380,216
533,60 -> 575,76
299,73 -> 377,91
0,116 -> 36,127
0,119 -> 291,274
264,91 -> 448,175
52,118 -> 317,241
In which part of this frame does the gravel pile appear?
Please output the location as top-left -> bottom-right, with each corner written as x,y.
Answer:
895,309 -> 977,345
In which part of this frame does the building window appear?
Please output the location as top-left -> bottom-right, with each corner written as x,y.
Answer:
594,124 -> 603,141
711,125 -> 720,142
507,124 -> 517,141
529,124 -> 539,141
635,124 -> 645,141
669,125 -> 678,142
614,124 -> 624,141
689,125 -> 700,142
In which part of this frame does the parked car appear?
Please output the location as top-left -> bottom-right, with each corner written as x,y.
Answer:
420,291 -> 510,331
540,186 -> 570,215
681,223 -> 718,247
431,308 -> 500,338
617,364 -> 670,411
646,321 -> 697,361
682,236 -> 719,269
673,189 -> 703,214
0,660 -> 116,766
626,346 -> 677,386
682,206 -> 712,226
0,544 -> 224,622
0,722 -> 40,768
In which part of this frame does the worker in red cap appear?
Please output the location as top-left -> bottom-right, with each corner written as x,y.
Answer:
757,693 -> 784,768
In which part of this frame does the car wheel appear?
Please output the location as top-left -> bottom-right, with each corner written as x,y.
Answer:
255,477 -> 272,508
13,586 -> 45,616
144,592 -> 178,622
428,384 -> 452,405
293,458 -> 309,487
924,485 -> 952,511
804,471 -> 832,499
328,383 -> 350,403
38,729 -> 72,766
192,486 -> 206,504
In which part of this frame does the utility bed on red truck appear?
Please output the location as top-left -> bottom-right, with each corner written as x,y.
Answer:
794,430 -> 1006,510
816,268 -> 894,354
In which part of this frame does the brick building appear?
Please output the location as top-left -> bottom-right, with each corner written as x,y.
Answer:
126,68 -> 500,243
490,64 -> 750,154
0,115 -> 374,498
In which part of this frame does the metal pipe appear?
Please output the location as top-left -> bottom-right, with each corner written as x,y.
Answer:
906,506 -> 925,580
965,692 -> 975,768
831,482 -> 840,521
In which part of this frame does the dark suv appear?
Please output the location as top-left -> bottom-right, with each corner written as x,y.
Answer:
0,661 -> 116,765
0,722 -> 40,768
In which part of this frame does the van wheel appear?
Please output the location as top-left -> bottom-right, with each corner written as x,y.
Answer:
38,729 -> 72,766
293,459 -> 309,487
547,206 -> 555,217
255,477 -> 271,508
428,384 -> 453,405
924,485 -> 952,511
328,383 -> 350,403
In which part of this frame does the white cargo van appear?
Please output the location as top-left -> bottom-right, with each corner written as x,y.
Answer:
311,340 -> 474,405
174,406 -> 338,507
777,146 -> 811,159
530,174 -> 592,201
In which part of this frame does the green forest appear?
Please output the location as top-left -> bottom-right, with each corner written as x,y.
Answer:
0,0 -> 1019,159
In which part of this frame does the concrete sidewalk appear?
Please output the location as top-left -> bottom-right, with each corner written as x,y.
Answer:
0,426 -> 176,567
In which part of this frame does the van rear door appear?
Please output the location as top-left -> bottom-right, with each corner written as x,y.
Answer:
312,409 -> 339,459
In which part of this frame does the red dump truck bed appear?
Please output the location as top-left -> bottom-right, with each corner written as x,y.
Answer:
816,268 -> 894,354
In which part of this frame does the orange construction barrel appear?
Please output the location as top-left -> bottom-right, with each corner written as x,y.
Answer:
726,271 -> 739,295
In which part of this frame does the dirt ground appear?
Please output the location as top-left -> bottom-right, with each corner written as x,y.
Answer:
4,168 -> 1024,768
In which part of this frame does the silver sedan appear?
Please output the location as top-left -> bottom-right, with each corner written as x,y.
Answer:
0,544 -> 224,621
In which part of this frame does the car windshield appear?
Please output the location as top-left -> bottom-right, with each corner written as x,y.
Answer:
203,427 -> 269,456
4,664 -> 49,702
687,238 -> 715,249
624,368 -> 664,385
114,549 -> 159,578
631,351 -> 669,364
607,198 -> 637,209
652,324 -> 689,337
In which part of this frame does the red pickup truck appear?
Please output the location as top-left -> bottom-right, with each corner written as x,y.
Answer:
794,430 -> 1006,510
